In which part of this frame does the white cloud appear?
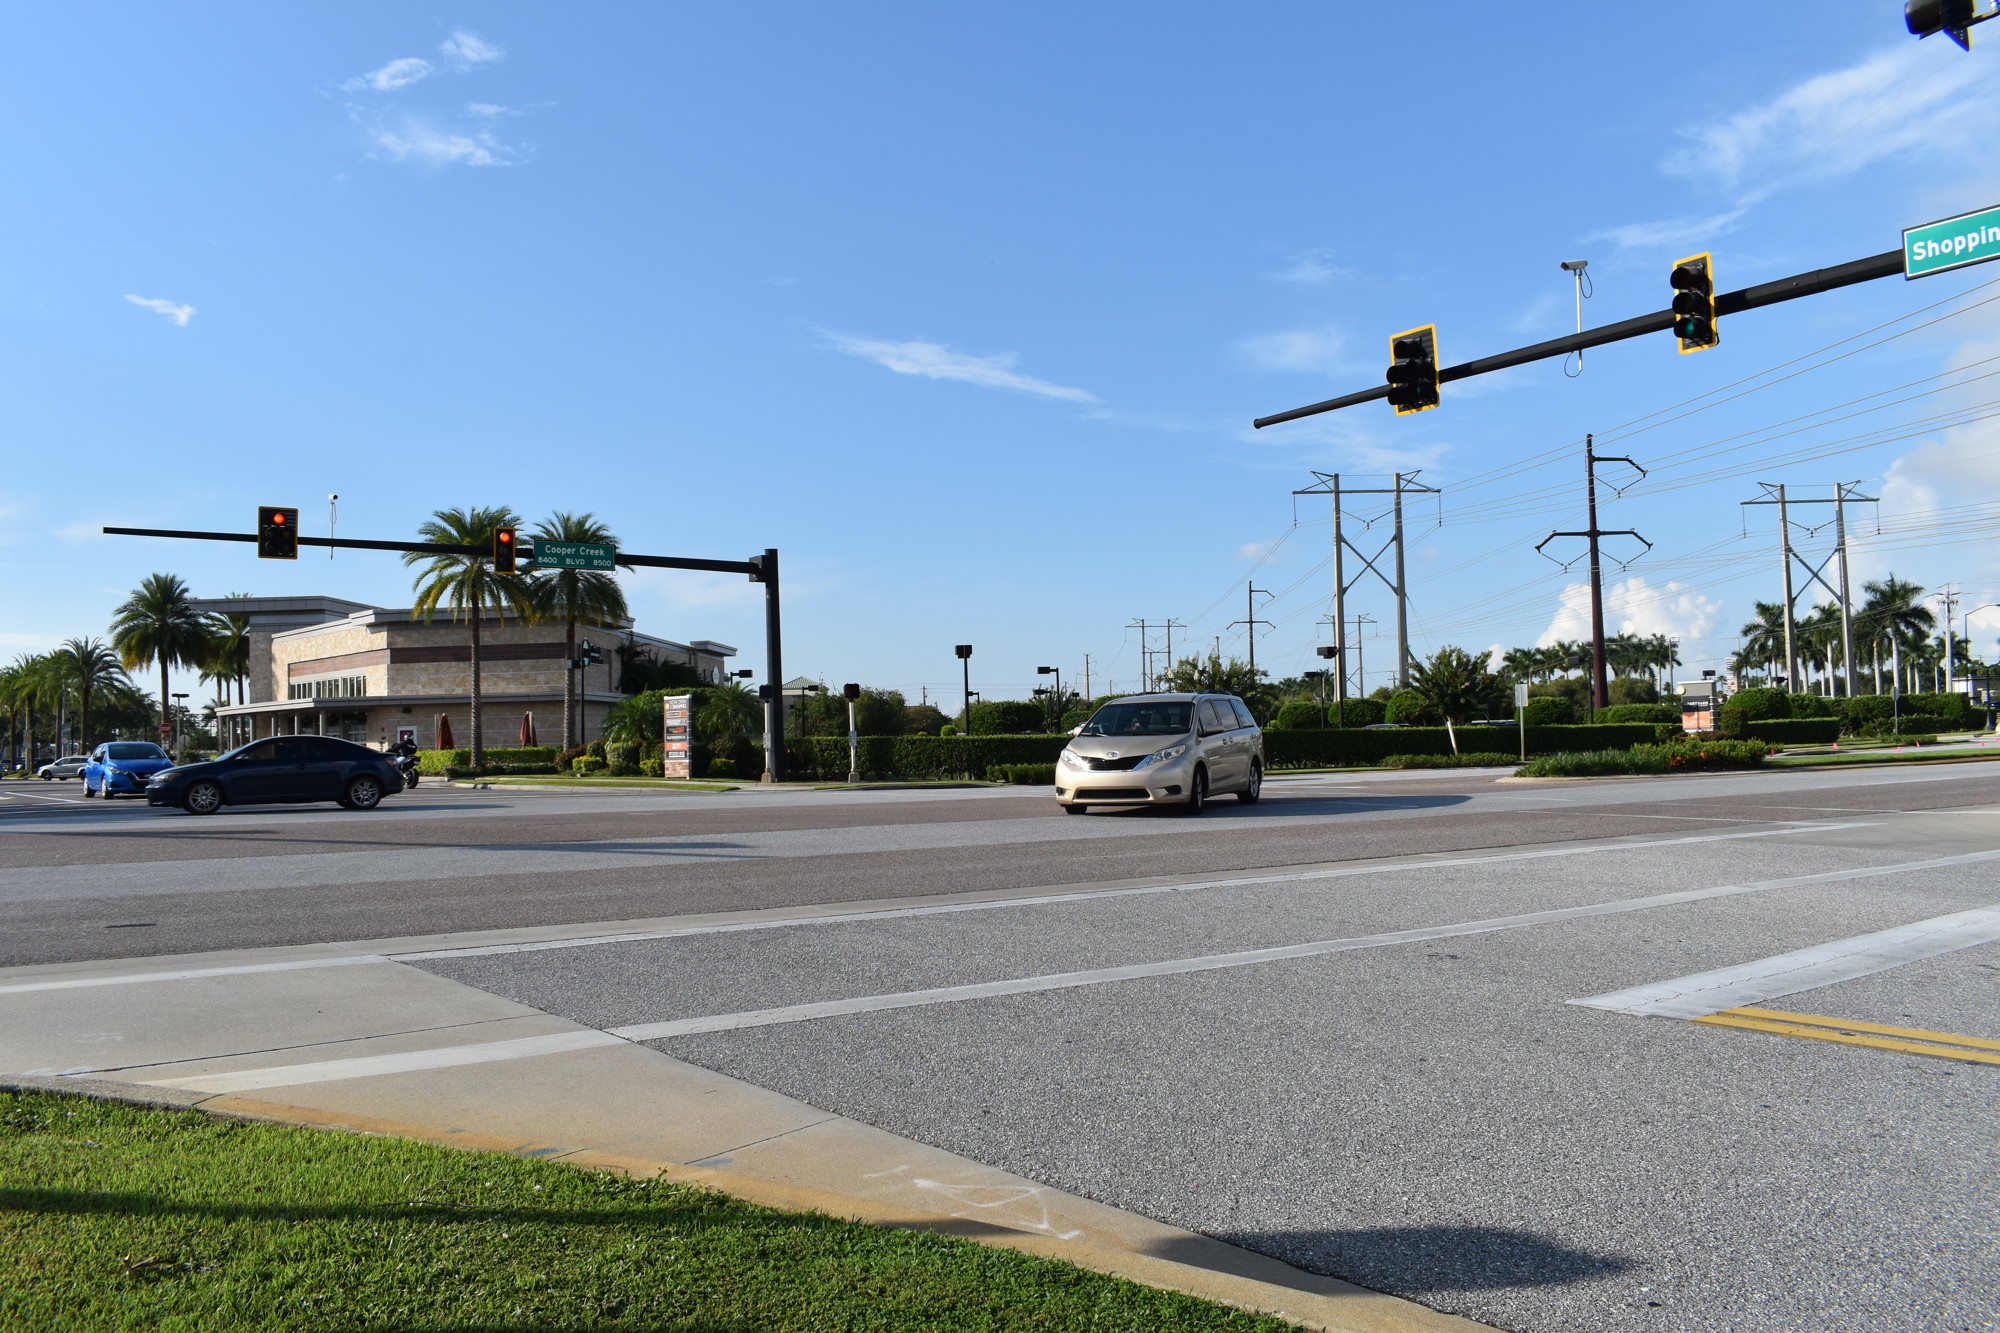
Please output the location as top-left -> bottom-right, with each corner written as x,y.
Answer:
362,115 -> 514,168
1536,576 -> 1719,648
344,57 -> 432,92
1665,44 -> 1996,194
439,30 -> 504,71
1251,413 -> 1452,475
820,330 -> 1096,402
124,294 -> 195,327
1273,249 -> 1348,284
1238,324 -> 1351,376
1585,207 -> 1748,253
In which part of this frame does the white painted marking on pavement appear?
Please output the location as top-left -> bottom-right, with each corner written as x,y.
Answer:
141,1030 -> 625,1093
1569,904 -> 2000,1019
1,822 -> 1875,994
94,841 -> 1995,1092
605,847 -> 2000,1043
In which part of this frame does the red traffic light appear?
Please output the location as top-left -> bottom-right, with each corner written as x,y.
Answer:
498,530 -> 512,543
271,511 -> 286,524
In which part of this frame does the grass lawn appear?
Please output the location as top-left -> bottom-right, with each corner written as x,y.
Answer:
0,1092 -> 1288,1332
1766,746 -> 2000,769
454,776 -> 742,792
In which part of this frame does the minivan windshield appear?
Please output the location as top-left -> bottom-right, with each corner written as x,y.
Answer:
1079,701 -> 1193,737
105,743 -> 167,760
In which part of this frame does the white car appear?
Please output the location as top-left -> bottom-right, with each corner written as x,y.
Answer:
38,755 -> 91,781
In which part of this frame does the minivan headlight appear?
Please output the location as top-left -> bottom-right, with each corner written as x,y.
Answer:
1134,743 -> 1187,769
1059,749 -> 1091,770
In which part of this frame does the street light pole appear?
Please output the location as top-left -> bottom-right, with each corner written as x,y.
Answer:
1036,665 -> 1062,728
843,682 -> 860,783
955,645 -> 973,733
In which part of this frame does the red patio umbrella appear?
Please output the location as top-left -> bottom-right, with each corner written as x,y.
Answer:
519,712 -> 536,747
435,714 -> 455,749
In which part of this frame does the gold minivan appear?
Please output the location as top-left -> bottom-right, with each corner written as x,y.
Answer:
1055,693 -> 1263,815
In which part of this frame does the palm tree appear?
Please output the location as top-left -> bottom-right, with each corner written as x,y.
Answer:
207,602 -> 253,706
0,655 -> 48,770
1860,575 -> 1934,695
697,680 -> 763,740
1738,602 -> 1785,687
403,507 -> 538,768
109,574 -> 215,747
56,637 -> 128,751
529,512 -> 628,750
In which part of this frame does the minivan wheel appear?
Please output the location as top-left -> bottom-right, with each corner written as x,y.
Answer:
1238,760 -> 1263,804
1063,803 -> 1088,815
183,780 -> 223,815
344,775 -> 384,810
1180,767 -> 1207,815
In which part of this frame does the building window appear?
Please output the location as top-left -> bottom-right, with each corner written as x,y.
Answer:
288,676 -> 367,700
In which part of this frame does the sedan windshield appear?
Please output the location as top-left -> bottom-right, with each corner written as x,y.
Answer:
1079,702 -> 1193,736
106,743 -> 167,760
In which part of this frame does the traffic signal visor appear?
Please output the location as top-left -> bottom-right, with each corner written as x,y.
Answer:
1670,253 -> 1718,353
1385,325 -> 1440,415
257,506 -> 298,559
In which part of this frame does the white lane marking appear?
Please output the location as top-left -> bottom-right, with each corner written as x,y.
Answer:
1569,904 -> 2000,1019
605,847 -> 2000,1043
0,954 -> 390,996
142,1030 -> 624,1093
392,823 -> 1870,962
1,823 -> 1876,994
93,842 -> 1997,1092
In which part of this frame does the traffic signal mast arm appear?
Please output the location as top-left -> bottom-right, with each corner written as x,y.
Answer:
1253,247 -> 1905,428
100,526 -> 762,576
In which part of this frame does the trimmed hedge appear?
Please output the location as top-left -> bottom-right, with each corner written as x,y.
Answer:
1742,718 -> 1840,745
1328,697 -> 1386,728
1261,723 -> 1657,769
417,746 -> 557,774
1595,704 -> 1681,725
786,734 -> 1068,780
1269,701 -> 1327,730
987,763 -> 1057,785
1379,752 -> 1518,769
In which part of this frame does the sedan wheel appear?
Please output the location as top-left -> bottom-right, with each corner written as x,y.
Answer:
183,780 -> 224,815
344,775 -> 384,810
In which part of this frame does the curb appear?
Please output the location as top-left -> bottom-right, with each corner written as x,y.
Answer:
1,1072 -> 1493,1333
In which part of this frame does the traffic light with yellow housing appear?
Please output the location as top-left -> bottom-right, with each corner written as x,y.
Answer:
257,506 -> 299,559
1385,326 -> 1440,414
493,526 -> 517,572
1670,254 -> 1718,353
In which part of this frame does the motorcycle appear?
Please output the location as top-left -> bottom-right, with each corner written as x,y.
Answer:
393,752 -> 420,789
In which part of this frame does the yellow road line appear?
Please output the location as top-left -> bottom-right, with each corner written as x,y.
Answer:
1726,1005 -> 2000,1052
1691,1010 -> 2000,1066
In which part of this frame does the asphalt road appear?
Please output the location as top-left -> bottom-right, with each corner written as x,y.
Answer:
7,763 -> 1999,1332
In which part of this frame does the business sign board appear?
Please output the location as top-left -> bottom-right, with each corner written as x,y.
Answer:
531,541 -> 617,570
662,694 -> 693,779
1904,204 -> 2000,279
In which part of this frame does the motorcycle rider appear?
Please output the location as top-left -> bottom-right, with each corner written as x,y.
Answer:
388,735 -> 420,787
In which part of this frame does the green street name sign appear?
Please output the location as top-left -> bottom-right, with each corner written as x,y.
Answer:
1904,204 -> 2000,279
529,540 -> 616,570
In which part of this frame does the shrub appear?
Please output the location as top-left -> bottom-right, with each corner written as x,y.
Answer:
1606,676 -> 1659,706
1263,723 -> 1658,769
1518,696 -> 1576,726
1385,689 -> 1440,726
571,755 -> 607,774
586,739 -> 607,760
1742,718 -> 1840,745
417,746 -> 557,774
1378,752 -> 1518,769
1270,700 -> 1327,730
712,731 -> 761,778
904,703 -> 950,736
1328,697 -> 1386,728
708,757 -> 736,777
784,734 -> 1067,780
1059,709 -> 1092,731
556,744 -> 588,771
640,758 -> 664,777
605,742 -> 640,775
987,763 -> 1057,784
1595,703 -> 1680,725
1726,687 -> 1792,721
968,700 -> 1047,735
1517,748 -> 1670,778
939,724 -> 958,736
1658,739 -> 1777,770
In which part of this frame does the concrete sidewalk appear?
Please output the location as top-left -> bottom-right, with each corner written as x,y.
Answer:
1,925 -> 1491,1333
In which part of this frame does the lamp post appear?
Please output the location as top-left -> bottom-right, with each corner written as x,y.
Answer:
955,645 -> 973,733
170,692 -> 188,761
843,683 -> 860,783
1035,665 -> 1062,729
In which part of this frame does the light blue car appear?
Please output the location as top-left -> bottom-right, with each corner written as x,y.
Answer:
83,742 -> 176,799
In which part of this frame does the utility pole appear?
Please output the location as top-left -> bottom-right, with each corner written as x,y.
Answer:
1081,654 -> 1092,702
1741,482 -> 1876,698
1940,585 -> 1959,691
1293,470 -> 1440,694
1351,613 -> 1375,697
1164,618 -> 1182,681
1229,585 -> 1273,681
1536,436 -> 1650,713
1127,620 -> 1151,692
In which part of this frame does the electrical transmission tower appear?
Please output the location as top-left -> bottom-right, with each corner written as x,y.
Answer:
1535,435 -> 1651,713
1126,618 -> 1183,692
1291,470 -> 1441,706
1739,482 -> 1876,695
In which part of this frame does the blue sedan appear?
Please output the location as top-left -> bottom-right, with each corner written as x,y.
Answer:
145,735 -> 403,815
83,742 -> 176,799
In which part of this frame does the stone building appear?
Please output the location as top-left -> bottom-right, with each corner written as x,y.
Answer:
198,596 -> 734,751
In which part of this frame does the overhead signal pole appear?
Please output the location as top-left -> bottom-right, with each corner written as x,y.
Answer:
1535,437 -> 1651,713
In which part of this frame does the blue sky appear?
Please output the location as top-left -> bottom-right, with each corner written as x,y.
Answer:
6,3 -> 2000,702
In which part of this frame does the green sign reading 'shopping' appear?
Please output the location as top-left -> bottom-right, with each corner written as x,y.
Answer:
1905,204 -> 2000,279
530,541 -> 617,570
